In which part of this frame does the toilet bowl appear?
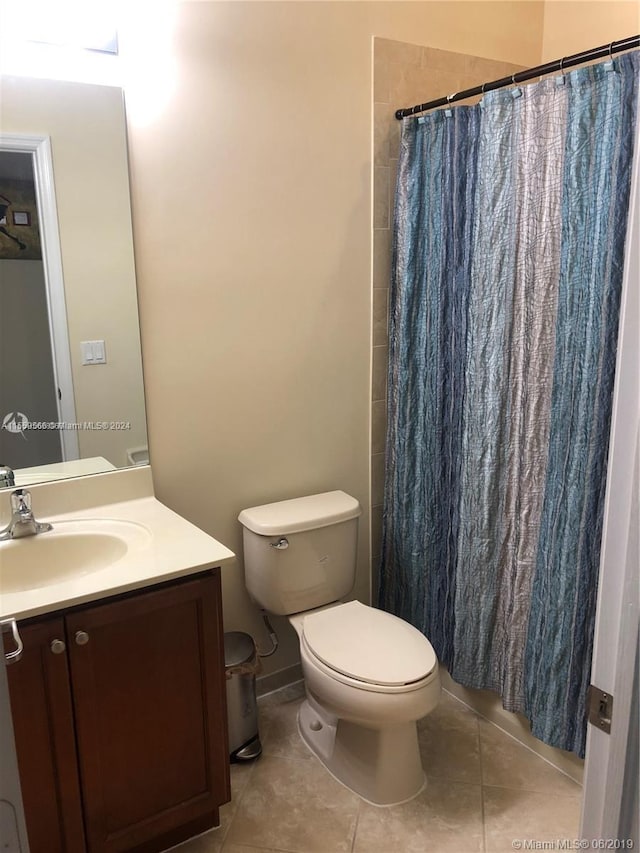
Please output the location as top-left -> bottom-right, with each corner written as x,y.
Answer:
290,600 -> 440,805
238,491 -> 441,806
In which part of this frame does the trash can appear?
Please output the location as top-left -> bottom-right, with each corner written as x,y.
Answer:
224,631 -> 262,761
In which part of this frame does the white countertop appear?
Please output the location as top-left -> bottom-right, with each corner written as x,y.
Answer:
0,489 -> 235,622
12,456 -> 117,488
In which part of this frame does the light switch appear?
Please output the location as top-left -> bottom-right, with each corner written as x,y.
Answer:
93,340 -> 106,363
81,340 -> 107,365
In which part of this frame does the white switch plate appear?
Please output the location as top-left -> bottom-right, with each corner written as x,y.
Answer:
81,340 -> 106,365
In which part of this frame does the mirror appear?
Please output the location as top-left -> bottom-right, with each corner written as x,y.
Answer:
0,75 -> 148,488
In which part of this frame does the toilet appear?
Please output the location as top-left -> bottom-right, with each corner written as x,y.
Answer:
238,490 -> 440,806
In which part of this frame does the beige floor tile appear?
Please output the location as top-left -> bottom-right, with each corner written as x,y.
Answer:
418,691 -> 481,785
479,720 -> 582,797
483,786 -> 581,853
225,754 -> 359,853
258,683 -> 312,762
354,779 -> 484,853
230,760 -> 258,798
171,685 -> 586,853
166,762 -> 258,852
166,812 -> 228,852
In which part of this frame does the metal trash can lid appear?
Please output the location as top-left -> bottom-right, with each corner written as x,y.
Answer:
224,631 -> 256,668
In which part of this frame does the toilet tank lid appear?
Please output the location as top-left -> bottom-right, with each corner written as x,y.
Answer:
238,491 -> 361,535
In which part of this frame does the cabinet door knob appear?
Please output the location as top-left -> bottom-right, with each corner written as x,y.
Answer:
75,631 -> 89,646
50,639 -> 66,654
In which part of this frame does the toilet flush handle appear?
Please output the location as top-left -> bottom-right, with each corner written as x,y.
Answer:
270,538 -> 289,550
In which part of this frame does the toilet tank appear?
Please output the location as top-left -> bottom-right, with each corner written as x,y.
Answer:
238,491 -> 362,616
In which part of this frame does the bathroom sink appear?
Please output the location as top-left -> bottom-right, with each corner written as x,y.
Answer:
0,519 -> 152,594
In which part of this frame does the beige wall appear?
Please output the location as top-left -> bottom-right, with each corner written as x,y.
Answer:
0,77 -> 147,468
541,1 -> 639,61
125,1 -> 545,678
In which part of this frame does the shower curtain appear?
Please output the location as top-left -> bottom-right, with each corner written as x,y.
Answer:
378,51 -> 639,757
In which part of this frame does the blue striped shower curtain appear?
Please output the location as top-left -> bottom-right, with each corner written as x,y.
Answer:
378,52 -> 639,756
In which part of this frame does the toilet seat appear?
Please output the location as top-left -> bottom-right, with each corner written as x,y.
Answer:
301,601 -> 437,690
301,636 -> 439,696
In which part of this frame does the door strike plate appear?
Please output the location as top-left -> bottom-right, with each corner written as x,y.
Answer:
588,685 -> 613,734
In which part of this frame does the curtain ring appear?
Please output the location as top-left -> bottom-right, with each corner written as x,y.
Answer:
511,73 -> 517,86
559,56 -> 565,76
609,41 -> 614,61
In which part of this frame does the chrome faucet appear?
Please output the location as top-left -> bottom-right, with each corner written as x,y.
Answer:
0,464 -> 15,488
0,489 -> 53,540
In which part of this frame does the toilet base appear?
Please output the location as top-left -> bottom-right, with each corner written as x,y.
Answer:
298,695 -> 426,806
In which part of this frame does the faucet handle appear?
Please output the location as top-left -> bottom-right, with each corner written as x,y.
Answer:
11,489 -> 31,513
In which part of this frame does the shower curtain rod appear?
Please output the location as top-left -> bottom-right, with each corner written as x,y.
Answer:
395,34 -> 640,119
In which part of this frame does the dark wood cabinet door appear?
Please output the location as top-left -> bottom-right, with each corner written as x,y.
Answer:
4,617 -> 86,853
66,573 -> 230,853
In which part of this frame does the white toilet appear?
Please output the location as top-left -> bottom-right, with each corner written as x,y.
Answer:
238,490 -> 440,806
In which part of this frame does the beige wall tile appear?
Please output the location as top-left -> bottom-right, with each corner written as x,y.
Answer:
373,103 -> 389,166
388,62 -> 439,112
371,451 -> 385,506
373,288 -> 389,346
370,502 -> 383,557
373,166 -> 390,229
388,111 -> 402,161
465,56 -> 525,89
371,398 -> 387,454
422,45 -> 469,73
373,228 -> 392,290
376,37 -> 423,68
370,560 -> 380,604
372,345 -> 388,402
427,69 -> 476,102
373,52 -> 390,103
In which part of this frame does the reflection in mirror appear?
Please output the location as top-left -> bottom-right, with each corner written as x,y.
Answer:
0,76 -> 148,488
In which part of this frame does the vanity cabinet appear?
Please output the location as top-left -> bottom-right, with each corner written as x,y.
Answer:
5,571 -> 230,853
4,615 -> 86,852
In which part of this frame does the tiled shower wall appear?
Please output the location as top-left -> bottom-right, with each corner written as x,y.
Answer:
371,38 -> 524,591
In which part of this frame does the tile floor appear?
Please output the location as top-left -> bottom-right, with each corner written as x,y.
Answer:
171,682 -> 582,853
